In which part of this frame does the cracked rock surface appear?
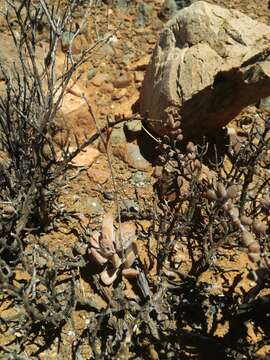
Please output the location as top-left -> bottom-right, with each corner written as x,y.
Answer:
140,1 -> 270,138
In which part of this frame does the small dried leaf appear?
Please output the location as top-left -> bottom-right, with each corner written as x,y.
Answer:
177,176 -> 183,189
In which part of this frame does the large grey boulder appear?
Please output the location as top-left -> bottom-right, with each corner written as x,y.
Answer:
140,1 -> 270,138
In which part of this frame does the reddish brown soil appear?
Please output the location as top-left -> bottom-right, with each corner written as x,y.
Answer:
0,1 -> 270,358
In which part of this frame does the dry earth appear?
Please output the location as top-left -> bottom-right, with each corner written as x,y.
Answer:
0,0 -> 270,359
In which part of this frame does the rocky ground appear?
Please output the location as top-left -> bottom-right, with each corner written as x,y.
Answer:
0,0 -> 270,359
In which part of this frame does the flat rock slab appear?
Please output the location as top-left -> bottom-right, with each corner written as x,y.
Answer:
140,1 -> 270,138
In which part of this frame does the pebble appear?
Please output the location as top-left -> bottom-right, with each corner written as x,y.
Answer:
103,191 -> 114,201
100,44 -> 115,58
136,3 -> 154,27
72,146 -> 100,167
125,143 -> 151,171
134,71 -> 144,83
87,168 -> 110,184
120,199 -> 139,213
259,96 -> 270,110
100,82 -> 114,94
127,55 -> 150,71
87,68 -> 96,81
159,0 -> 178,20
110,125 -> 126,146
115,0 -> 128,8
85,197 -> 103,215
91,73 -> 111,87
125,119 -> 142,134
131,171 -> 149,186
138,2 -> 154,17
61,31 -> 73,51
112,88 -> 127,100
121,53 -> 135,66
112,75 -> 132,89
153,166 -> 163,178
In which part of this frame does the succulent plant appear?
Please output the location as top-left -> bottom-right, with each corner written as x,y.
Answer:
88,213 -> 138,285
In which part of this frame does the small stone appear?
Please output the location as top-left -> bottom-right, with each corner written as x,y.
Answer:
134,71 -> 144,83
100,44 -> 115,58
115,0 -> 128,8
125,119 -> 142,134
136,3 -> 154,27
100,82 -> 114,94
61,31 -> 74,52
138,2 -> 154,17
91,73 -> 111,87
126,143 -> 151,170
146,35 -> 157,45
87,68 -> 96,81
112,88 -> 127,100
120,199 -> 139,213
119,52 -> 134,66
72,146 -> 100,167
131,171 -> 149,186
118,222 -> 137,249
85,197 -> 103,215
103,191 -> 114,201
71,36 -> 86,54
110,125 -> 126,146
87,168 -> 110,184
259,96 -> 270,110
59,84 -> 96,141
153,166 -> 163,178
112,75 -> 132,89
159,0 -> 178,20
127,55 -> 150,71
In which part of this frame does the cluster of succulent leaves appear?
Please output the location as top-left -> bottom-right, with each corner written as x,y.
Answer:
0,1 -> 270,360
75,117 -> 270,360
145,116 -> 270,359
